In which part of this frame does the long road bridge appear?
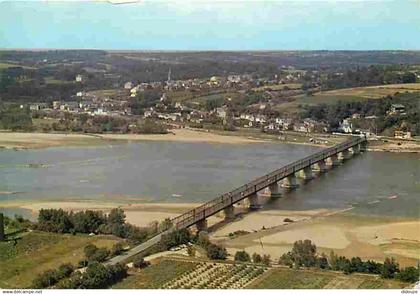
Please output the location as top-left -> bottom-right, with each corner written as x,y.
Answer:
107,136 -> 367,265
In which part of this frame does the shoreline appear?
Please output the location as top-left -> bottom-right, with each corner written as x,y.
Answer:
1,199 -> 418,266
1,130 -> 419,153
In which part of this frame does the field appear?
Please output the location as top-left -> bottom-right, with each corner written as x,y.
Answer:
163,261 -> 267,289
113,259 -> 197,289
275,83 -> 420,113
252,83 -> 302,92
248,267 -> 410,289
0,231 -> 121,288
0,62 -> 35,70
44,77 -> 75,85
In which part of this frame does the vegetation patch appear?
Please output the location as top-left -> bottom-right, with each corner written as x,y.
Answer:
113,259 -> 196,289
0,231 -> 119,288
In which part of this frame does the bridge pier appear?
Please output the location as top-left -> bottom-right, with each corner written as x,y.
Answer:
223,205 -> 236,220
360,141 -> 368,152
350,144 -> 360,155
248,193 -> 261,209
268,182 -> 282,197
326,154 -> 340,167
282,174 -> 299,188
312,160 -> 327,173
196,219 -> 208,232
299,166 -> 313,180
338,149 -> 352,160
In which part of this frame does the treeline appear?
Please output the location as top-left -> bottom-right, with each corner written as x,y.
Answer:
279,240 -> 419,283
33,262 -> 127,289
300,92 -> 420,135
36,208 -> 162,243
0,104 -> 33,131
321,65 -> 417,90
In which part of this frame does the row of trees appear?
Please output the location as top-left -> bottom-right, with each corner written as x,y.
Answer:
279,240 -> 419,283
234,250 -> 271,266
36,208 -> 158,243
321,65 -> 417,90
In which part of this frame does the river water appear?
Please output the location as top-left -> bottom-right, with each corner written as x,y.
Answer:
0,141 -> 419,218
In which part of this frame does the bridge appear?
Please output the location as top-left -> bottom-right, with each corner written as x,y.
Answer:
107,136 -> 367,265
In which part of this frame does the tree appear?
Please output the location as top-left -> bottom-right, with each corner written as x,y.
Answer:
32,270 -> 58,288
132,256 -> 150,269
234,250 -> 251,262
110,242 -> 124,257
261,254 -> 271,266
317,253 -> 330,270
84,244 -> 99,260
290,240 -> 317,268
56,263 -> 74,280
279,252 -> 294,268
206,243 -> 227,260
159,228 -> 191,250
396,266 -> 420,283
381,257 -> 399,279
252,253 -> 262,264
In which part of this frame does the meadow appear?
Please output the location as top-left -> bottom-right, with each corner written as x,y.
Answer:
0,231 -> 120,288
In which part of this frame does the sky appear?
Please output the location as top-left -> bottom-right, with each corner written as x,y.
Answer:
0,0 -> 419,50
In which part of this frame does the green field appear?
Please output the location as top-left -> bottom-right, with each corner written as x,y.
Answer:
252,83 -> 302,92
0,231 -> 120,288
114,259 -> 197,289
44,77 -> 75,85
248,267 -> 410,289
275,83 -> 420,113
0,62 -> 35,70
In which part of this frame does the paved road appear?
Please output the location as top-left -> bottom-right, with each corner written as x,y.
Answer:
105,233 -> 163,265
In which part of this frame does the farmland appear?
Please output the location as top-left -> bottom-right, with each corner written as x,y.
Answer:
113,259 -> 197,289
248,267 -> 411,289
0,231 -> 121,288
275,83 -> 420,113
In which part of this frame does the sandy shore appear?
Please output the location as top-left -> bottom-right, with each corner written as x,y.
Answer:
0,129 -> 264,150
2,199 -> 418,266
3,200 -> 199,227
214,210 -> 420,267
98,129 -> 265,144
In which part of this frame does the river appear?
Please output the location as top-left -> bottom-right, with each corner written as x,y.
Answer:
0,141 -> 419,218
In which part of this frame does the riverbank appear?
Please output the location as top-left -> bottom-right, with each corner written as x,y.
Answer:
0,129 -> 265,150
1,199 -> 418,267
212,209 -> 420,267
1,129 -> 419,152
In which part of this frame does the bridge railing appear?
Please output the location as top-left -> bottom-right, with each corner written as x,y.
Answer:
171,136 -> 366,230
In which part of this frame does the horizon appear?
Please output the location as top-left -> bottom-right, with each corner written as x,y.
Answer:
1,0 -> 420,50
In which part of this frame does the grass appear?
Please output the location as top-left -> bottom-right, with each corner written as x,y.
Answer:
248,267 -> 410,289
113,259 -> 197,289
0,231 -> 120,288
0,62 -> 35,70
44,77 -> 75,85
252,83 -> 302,92
275,83 -> 420,114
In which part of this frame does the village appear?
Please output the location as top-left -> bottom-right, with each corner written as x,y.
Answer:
25,69 -> 414,140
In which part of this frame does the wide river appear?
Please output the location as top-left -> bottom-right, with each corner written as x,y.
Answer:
0,141 -> 419,218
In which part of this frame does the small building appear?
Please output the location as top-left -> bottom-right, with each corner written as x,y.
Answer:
124,82 -> 133,89
75,74 -> 84,82
339,119 -> 353,133
389,104 -> 406,115
29,103 -> 48,111
394,130 -> 412,139
216,107 -> 228,119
